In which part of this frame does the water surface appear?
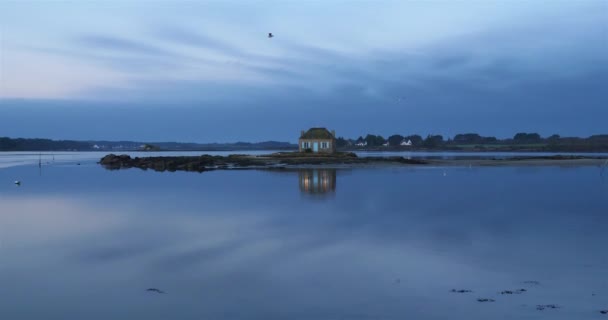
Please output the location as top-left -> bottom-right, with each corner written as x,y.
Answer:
1,155 -> 607,319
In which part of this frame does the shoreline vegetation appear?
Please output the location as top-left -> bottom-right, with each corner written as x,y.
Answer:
4,132 -> 608,152
100,152 -> 608,173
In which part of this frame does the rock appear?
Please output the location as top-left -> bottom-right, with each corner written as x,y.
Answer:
600,310 -> 607,314
477,298 -> 495,302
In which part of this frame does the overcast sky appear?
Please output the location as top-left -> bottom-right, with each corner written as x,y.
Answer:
0,1 -> 606,142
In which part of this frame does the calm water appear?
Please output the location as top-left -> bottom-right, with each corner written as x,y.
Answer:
1,154 -> 608,319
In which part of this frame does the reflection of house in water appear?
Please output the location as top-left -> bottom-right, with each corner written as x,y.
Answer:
298,169 -> 337,195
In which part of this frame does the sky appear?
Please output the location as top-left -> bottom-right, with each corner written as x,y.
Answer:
0,0 -> 607,142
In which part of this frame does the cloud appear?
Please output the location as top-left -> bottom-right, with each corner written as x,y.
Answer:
1,1 -> 607,139
154,26 -> 249,58
75,35 -> 173,57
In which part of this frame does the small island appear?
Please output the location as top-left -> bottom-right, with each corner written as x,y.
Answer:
99,152 -> 608,173
99,128 -> 608,173
99,152 -> 429,172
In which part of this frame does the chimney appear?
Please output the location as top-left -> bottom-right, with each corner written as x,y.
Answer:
331,130 -> 336,138
301,130 -> 305,137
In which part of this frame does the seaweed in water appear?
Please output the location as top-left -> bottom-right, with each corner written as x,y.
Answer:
536,304 -> 559,311
501,289 -> 527,295
450,289 -> 472,293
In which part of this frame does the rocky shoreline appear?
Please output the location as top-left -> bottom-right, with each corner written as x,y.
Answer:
99,153 -> 608,173
99,152 -> 429,172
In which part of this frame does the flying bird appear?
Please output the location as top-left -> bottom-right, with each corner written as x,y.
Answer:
14,181 -> 21,186
146,288 -> 166,294
268,32 -> 274,38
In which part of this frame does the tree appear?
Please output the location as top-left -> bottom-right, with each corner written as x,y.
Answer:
404,135 -> 423,146
453,133 -> 498,145
513,133 -> 542,143
453,133 -> 482,144
364,134 -> 376,146
423,134 -> 444,148
336,137 -> 349,148
387,134 -> 404,146
364,134 -> 385,146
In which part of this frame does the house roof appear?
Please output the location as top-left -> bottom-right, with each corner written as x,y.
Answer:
300,128 -> 335,139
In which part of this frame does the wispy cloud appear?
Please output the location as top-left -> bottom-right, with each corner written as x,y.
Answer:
1,1 -> 606,139
75,35 -> 173,56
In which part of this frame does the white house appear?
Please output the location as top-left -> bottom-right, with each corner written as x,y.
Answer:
382,141 -> 389,147
355,141 -> 367,147
400,139 -> 413,146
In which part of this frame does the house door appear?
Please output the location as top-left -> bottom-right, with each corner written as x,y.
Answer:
313,142 -> 319,152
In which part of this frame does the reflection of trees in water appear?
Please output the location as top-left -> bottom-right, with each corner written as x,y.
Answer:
298,169 -> 336,195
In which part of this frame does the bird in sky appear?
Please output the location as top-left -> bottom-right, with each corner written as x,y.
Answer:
268,32 -> 274,38
14,180 -> 21,186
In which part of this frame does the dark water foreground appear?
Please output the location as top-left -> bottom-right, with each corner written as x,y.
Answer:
1,162 -> 608,319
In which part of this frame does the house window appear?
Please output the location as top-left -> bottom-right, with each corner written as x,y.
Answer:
321,142 -> 330,149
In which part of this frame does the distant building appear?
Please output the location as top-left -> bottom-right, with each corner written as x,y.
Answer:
400,139 -> 413,146
382,141 -> 389,147
355,141 -> 367,147
299,128 -> 336,153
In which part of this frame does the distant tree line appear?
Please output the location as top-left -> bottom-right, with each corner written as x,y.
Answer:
3,134 -> 608,152
0,137 -> 92,151
335,133 -> 608,152
0,137 -> 297,151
